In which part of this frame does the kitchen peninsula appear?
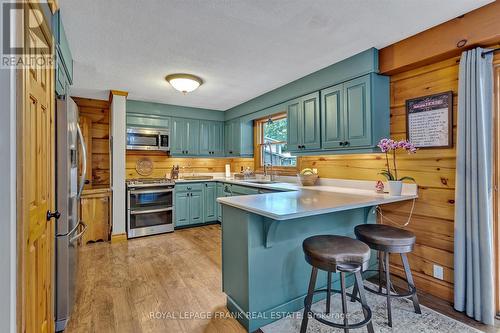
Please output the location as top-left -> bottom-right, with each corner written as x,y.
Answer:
217,180 -> 418,331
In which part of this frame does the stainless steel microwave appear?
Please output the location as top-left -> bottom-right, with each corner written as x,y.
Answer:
126,127 -> 170,151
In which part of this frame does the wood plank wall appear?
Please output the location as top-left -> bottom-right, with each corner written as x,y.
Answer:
125,151 -> 253,179
299,56 -> 460,301
73,97 -> 111,187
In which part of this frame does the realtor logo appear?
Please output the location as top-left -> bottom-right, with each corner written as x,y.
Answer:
1,1 -> 54,68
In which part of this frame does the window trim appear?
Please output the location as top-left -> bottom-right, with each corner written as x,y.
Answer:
253,112 -> 298,175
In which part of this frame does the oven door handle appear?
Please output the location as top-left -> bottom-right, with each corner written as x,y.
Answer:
129,188 -> 174,195
130,207 -> 173,215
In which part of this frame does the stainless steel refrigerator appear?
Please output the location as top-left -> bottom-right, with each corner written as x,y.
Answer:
55,96 -> 88,331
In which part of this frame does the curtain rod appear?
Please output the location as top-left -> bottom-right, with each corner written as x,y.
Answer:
481,48 -> 500,58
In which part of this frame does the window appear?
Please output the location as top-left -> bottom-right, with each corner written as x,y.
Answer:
257,114 -> 297,167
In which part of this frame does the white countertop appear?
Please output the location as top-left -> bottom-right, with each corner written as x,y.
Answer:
214,178 -> 418,220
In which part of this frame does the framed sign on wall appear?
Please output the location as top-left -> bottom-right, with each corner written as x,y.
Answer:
406,91 -> 453,148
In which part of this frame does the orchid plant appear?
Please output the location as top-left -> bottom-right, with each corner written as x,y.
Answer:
377,138 -> 417,182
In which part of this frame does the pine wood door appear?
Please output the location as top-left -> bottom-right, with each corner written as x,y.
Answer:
17,2 -> 55,333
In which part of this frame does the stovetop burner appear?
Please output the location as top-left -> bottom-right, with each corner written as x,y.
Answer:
126,178 -> 175,187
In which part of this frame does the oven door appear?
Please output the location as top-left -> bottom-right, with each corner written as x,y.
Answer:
128,207 -> 174,238
127,187 -> 174,238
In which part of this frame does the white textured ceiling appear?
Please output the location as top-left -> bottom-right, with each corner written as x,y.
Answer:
60,0 -> 492,111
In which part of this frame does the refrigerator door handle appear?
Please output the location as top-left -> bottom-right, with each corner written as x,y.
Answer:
77,123 -> 87,199
69,221 -> 88,244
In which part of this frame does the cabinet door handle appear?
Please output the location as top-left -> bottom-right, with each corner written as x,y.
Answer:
339,142 -> 344,146
344,141 -> 349,146
302,145 -> 306,149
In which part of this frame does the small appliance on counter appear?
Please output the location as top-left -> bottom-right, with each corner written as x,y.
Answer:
126,178 -> 175,238
234,167 -> 256,180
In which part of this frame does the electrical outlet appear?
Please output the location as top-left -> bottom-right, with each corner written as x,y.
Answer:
433,264 -> 444,280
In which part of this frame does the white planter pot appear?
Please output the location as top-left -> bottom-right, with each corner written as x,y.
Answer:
388,181 -> 403,196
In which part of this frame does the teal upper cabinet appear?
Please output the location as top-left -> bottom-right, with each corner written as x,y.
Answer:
321,84 -> 344,149
225,118 -> 253,157
344,76 -> 371,147
199,121 -> 224,156
321,73 -> 389,151
171,118 -> 200,156
287,92 -> 321,153
52,11 -> 73,96
127,113 -> 170,129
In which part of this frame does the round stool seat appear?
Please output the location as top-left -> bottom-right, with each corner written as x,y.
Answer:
355,224 -> 416,253
303,235 -> 371,272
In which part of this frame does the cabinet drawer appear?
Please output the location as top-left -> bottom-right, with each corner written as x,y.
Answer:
175,183 -> 203,193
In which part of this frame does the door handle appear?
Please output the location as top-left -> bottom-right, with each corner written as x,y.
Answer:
46,210 -> 61,221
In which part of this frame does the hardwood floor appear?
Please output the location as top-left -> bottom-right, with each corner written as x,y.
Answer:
67,224 -> 498,333
66,224 -> 246,333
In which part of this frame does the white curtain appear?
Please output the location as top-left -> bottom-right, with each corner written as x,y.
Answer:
454,47 -> 494,325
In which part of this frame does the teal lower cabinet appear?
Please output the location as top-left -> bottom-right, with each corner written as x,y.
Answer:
203,182 -> 217,222
174,192 -> 190,227
230,184 -> 259,196
177,182 -> 280,227
221,205 -> 378,332
174,183 -> 204,227
217,183 -> 225,221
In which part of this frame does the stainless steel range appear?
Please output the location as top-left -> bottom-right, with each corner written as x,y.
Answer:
126,178 -> 175,238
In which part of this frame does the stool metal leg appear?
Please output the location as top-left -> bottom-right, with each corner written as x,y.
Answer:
326,271 -> 332,314
340,272 -> 349,333
384,252 -> 393,327
401,253 -> 422,314
378,251 -> 384,293
354,270 -> 375,333
350,276 -> 358,302
300,267 -> 318,333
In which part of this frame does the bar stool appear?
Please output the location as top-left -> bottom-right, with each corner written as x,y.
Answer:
300,235 -> 374,333
352,224 -> 422,327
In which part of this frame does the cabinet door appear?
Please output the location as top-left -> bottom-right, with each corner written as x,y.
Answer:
199,120 -> 211,155
344,75 -> 371,148
225,121 -> 236,156
321,84 -> 345,149
213,122 -> 224,156
174,192 -> 190,227
80,195 -> 110,245
171,118 -> 186,155
216,183 -> 224,221
287,98 -> 302,152
189,191 -> 203,224
185,119 -> 200,155
203,183 -> 217,222
301,92 -> 321,150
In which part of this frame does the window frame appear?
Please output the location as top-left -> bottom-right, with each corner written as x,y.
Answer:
253,112 -> 298,175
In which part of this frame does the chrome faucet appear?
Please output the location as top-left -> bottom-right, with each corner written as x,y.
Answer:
264,142 -> 276,181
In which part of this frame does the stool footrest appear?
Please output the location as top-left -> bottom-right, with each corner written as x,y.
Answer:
360,269 -> 418,298
305,288 -> 372,330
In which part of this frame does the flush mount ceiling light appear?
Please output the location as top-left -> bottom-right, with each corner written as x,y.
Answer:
165,73 -> 203,94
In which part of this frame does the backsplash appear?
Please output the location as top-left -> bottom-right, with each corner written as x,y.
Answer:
125,151 -> 254,179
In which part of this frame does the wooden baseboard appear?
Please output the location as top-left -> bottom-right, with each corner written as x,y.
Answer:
111,233 -> 127,244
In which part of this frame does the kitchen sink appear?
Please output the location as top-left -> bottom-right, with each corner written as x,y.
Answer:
242,180 -> 277,184
181,175 -> 214,180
